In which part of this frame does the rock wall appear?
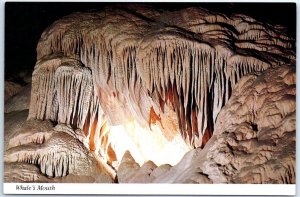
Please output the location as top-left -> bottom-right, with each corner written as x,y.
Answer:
152,65 -> 295,183
4,4 -> 295,183
28,5 -> 294,148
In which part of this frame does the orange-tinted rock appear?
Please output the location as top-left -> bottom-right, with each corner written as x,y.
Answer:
154,65 -> 295,184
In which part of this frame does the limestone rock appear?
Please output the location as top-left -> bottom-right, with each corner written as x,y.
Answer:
4,162 -> 51,183
128,160 -> 157,183
5,81 -> 23,101
4,5 -> 295,184
117,151 -> 171,183
153,65 -> 295,184
153,148 -> 213,183
5,84 -> 31,113
4,110 -> 29,151
4,112 -> 114,183
28,5 -> 295,148
117,151 -> 140,183
214,65 -> 295,184
151,164 -> 172,179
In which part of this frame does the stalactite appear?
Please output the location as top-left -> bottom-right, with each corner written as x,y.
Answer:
29,5 -> 295,148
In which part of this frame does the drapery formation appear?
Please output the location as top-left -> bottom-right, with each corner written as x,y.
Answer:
28,5 -> 295,148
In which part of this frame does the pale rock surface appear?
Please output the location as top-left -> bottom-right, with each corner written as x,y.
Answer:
4,5 -> 295,184
28,5 -> 295,148
153,65 -> 295,184
151,164 -> 172,179
117,151 -> 140,183
4,111 -> 114,183
117,151 -> 170,183
127,160 -> 157,183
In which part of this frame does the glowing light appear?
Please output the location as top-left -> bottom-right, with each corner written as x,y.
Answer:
108,120 -> 190,167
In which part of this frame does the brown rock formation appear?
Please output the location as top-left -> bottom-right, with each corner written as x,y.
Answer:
28,5 -> 295,148
5,84 -> 31,113
4,4 -> 295,184
117,151 -> 140,183
153,65 -> 295,184
117,151 -> 171,183
5,81 -> 23,101
4,118 -> 114,183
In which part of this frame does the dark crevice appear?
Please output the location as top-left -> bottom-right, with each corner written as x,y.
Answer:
250,122 -> 258,132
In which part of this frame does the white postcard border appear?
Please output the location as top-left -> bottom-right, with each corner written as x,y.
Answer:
3,183 -> 296,195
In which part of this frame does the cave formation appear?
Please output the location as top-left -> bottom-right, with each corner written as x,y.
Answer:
4,4 -> 295,184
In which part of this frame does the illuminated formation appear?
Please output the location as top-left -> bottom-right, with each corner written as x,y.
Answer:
29,5 -> 294,146
4,5 -> 295,183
